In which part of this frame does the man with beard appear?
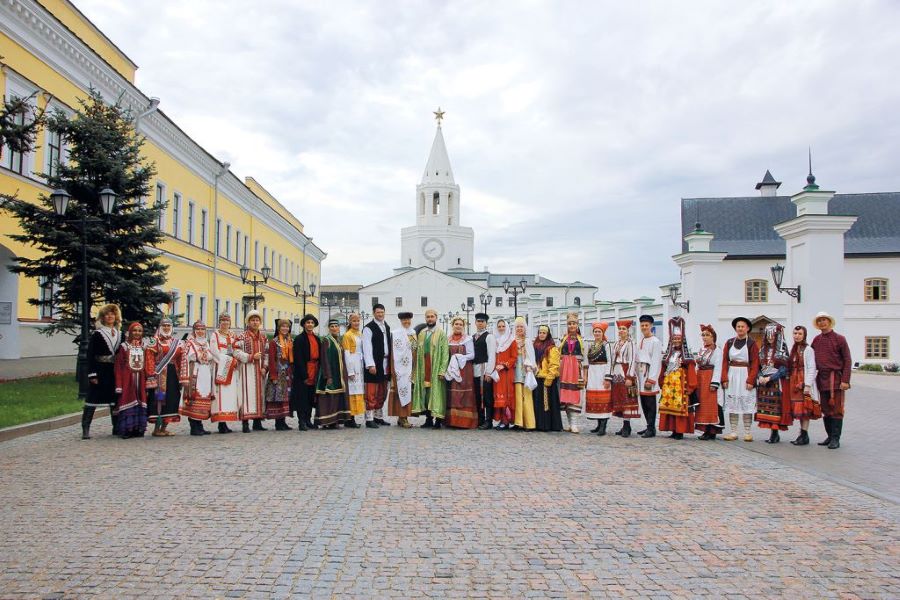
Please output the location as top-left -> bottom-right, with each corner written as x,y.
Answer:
412,308 -> 449,428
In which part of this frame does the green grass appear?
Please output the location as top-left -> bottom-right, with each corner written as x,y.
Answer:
0,374 -> 82,429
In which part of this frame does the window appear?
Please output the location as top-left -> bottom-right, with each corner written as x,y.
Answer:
433,191 -> 440,215
225,300 -> 231,317
262,245 -> 268,270
865,278 -> 889,302
170,290 -> 179,323
155,183 -> 166,230
573,297 -> 581,306
185,293 -> 193,325
495,296 -> 503,307
243,236 -> 249,267
508,298 -> 515,308
215,298 -> 220,320
46,127 -> 63,177
865,337 -> 889,359
745,279 -> 768,303
254,241 -> 259,269
187,201 -> 195,244
200,209 -> 208,250
3,98 -> 28,174
215,219 -> 222,255
198,296 -> 207,324
546,297 -> 554,307
39,276 -> 55,319
172,193 -> 182,238
225,224 -> 232,260
263,308 -> 268,328
395,297 -> 403,307
420,296 -> 428,307
235,230 -> 241,264
372,297 -> 379,307
466,297 -> 474,308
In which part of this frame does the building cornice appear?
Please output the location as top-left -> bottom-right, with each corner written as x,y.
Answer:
672,252 -> 728,267
773,214 -> 858,239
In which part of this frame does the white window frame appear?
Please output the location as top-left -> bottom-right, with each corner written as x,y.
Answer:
198,295 -> 207,324
185,293 -> 194,325
864,278 -> 889,302
225,224 -> 232,260
200,209 -> 208,250
187,201 -> 195,245
155,182 -> 166,231
3,74 -> 36,176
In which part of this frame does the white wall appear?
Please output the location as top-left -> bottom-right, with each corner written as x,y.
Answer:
0,244 -> 20,358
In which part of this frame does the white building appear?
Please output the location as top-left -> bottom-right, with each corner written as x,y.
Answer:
672,168 -> 899,365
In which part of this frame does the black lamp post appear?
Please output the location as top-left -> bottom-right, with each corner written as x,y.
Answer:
293,282 -> 316,314
479,291 -> 493,315
50,186 -> 117,401
503,277 -> 528,319
770,264 -> 801,303
460,300 -> 474,333
667,284 -> 690,312
240,264 -> 270,309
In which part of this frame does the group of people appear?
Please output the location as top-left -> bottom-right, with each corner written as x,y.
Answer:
80,302 -> 852,450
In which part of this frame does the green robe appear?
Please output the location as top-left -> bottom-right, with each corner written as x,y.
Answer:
412,327 -> 449,418
316,334 -> 346,393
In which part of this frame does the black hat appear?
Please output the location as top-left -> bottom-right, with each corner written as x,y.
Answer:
301,314 -> 319,327
327,318 -> 340,327
372,303 -> 385,311
639,315 -> 654,324
731,316 -> 752,330
398,312 -> 413,320
475,313 -> 489,321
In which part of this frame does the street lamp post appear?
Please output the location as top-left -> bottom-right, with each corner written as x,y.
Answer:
50,186 -> 117,400
503,277 -> 528,319
479,291 -> 493,315
292,282 -> 317,314
460,301 -> 474,333
239,264 -> 271,309
667,284 -> 690,312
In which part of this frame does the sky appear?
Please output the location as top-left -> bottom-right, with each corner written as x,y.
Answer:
77,0 -> 900,299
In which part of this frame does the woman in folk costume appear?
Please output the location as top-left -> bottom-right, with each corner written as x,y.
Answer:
585,322 -> 614,436
533,325 -> 563,432
443,316 -> 477,428
179,321 -> 216,436
342,313 -> 366,424
606,319 -> 639,437
788,325 -> 820,446
315,319 -> 353,428
210,313 -> 240,433
492,318 -> 517,430
694,324 -> 725,440
557,312 -> 586,433
388,312 -> 417,428
721,317 -> 759,442
511,316 -> 537,430
266,318 -> 294,431
657,317 -> 698,439
754,323 -> 793,443
114,322 -> 149,439
145,317 -> 183,437
234,310 -> 268,433
82,303 -> 122,439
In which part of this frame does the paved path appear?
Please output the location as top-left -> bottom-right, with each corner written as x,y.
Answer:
0,355 -> 75,380
1,412 -> 898,599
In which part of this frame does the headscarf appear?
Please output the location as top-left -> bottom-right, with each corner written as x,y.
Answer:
126,321 -> 143,342
662,316 -> 694,361
495,318 -> 514,353
533,325 -> 555,365
760,323 -> 789,364
789,325 -> 808,370
275,318 -> 293,362
700,323 -> 717,344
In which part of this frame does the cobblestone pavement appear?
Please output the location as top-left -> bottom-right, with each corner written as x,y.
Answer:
1,412 -> 898,599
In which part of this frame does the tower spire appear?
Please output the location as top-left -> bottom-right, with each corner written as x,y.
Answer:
805,147 -> 819,191
433,106 -> 445,127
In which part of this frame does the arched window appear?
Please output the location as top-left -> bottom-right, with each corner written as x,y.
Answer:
745,279 -> 768,303
432,191 -> 440,215
447,192 -> 454,225
865,278 -> 889,301
573,296 -> 581,306
419,192 -> 425,215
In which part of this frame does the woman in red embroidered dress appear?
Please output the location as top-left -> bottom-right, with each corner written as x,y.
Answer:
492,319 -> 517,430
179,321 -> 215,436
145,317 -> 183,437
114,322 -> 149,439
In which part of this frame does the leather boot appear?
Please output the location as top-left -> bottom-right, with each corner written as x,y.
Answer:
274,418 -> 289,431
242,420 -> 251,433
590,420 -> 602,433
828,419 -> 842,449
344,418 -> 360,428
766,429 -> 780,444
619,420 -> 631,438
189,419 -> 204,436
252,419 -> 267,431
421,414 -> 434,428
791,429 -> 809,446
109,409 -> 118,436
597,418 -> 608,437
637,396 -> 650,435
818,417 -> 832,446
81,406 -> 95,439
218,422 -> 233,434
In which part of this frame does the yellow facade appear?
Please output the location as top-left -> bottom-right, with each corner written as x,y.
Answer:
0,0 -> 324,358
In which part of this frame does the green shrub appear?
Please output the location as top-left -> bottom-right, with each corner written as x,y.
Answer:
858,363 -> 884,372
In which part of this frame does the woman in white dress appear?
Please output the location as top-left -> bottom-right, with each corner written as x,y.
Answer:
210,313 -> 241,433
720,317 -> 760,442
584,322 -> 614,436
341,313 -> 366,425
179,321 -> 216,436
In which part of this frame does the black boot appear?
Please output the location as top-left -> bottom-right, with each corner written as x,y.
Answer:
189,419 -> 204,436
619,420 -> 632,438
297,419 -> 309,431
590,420 -> 602,433
791,429 -> 809,446
766,429 -> 780,444
672,432 -> 684,440
818,417 -> 832,446
596,418 -> 608,437
365,420 -> 379,429
242,420 -> 251,433
374,417 -> 390,426
421,414 -> 434,428
81,406 -> 95,439
641,397 -> 657,438
478,419 -> 493,430
274,418 -> 290,431
432,418 -> 443,429
109,409 -> 119,436
252,419 -> 267,431
828,419 -> 842,449
344,418 -> 360,428
217,422 -> 233,434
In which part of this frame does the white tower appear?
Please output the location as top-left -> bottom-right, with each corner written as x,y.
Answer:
399,109 -> 475,272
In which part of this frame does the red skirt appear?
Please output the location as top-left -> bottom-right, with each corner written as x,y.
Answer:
755,379 -> 792,431
659,413 -> 695,434
611,381 -> 640,419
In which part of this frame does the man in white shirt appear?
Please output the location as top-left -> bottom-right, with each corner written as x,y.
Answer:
472,313 -> 496,430
636,314 -> 662,438
362,303 -> 391,428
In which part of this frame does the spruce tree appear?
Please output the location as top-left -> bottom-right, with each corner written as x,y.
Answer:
3,88 -> 169,334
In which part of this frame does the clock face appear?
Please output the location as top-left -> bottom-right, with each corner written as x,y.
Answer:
422,237 -> 445,261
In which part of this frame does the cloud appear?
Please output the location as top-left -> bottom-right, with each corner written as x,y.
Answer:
77,0 -> 900,298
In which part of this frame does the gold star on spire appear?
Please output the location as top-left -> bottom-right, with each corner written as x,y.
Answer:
433,107 -> 445,125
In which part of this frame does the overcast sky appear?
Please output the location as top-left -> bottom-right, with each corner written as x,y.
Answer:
78,0 -> 900,299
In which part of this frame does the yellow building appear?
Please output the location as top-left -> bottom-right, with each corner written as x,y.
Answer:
0,0 -> 324,358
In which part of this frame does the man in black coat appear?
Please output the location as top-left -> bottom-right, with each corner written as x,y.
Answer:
292,314 -> 322,431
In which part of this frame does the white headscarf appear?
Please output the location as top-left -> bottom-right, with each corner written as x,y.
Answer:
494,318 -> 514,353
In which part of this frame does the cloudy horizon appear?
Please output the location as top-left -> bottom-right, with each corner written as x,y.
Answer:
77,0 -> 900,299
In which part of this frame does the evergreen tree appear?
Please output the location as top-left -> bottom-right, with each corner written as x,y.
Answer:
0,90 -> 44,163
3,88 -> 169,334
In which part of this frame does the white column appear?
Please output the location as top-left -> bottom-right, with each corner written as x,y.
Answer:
672,227 -> 727,343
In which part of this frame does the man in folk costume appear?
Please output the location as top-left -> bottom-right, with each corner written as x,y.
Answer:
82,303 -> 122,439
179,321 -> 216,436
606,319 -> 639,437
145,317 -> 183,437
234,310 -> 268,433
788,325 -> 820,446
754,323 -> 793,443
472,313 -> 496,430
694,324 -> 725,441
810,311 -> 851,450
292,314 -> 322,431
210,313 -> 240,433
635,314 -> 663,438
341,313 -> 365,427
657,317 -> 698,439
412,308 -> 449,429
388,312 -> 417,428
720,317 -> 759,442
114,321 -> 149,439
363,304 -> 393,428
266,318 -> 295,431
316,318 -> 353,428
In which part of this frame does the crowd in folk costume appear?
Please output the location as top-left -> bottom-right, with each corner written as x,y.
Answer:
79,301 -> 852,450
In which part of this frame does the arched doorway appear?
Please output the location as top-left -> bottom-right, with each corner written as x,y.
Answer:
0,244 -> 20,359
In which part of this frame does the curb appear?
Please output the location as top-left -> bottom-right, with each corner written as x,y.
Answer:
0,407 -> 109,443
